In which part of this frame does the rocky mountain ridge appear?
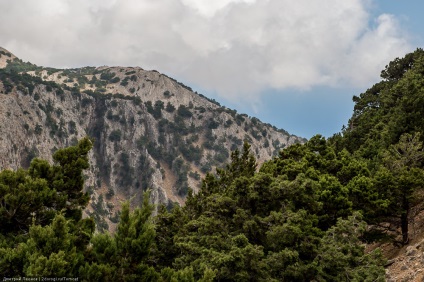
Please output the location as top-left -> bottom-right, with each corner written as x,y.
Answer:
0,47 -> 305,231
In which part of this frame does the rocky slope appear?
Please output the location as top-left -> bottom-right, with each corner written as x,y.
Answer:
368,206 -> 424,281
0,47 -> 305,231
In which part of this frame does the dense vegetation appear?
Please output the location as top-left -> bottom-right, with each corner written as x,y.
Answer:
0,139 -> 386,281
1,49 -> 424,280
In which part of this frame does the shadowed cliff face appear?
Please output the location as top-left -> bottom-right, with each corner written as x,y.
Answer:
0,47 -> 305,231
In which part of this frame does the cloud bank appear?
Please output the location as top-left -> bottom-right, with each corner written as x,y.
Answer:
0,0 -> 412,103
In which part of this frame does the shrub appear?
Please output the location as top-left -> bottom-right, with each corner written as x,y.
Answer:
145,101 -> 163,119
200,163 -> 212,173
180,144 -> 202,163
110,77 -> 120,83
208,118 -> 219,129
189,171 -> 201,180
133,97 -> 141,106
81,97 -> 92,108
177,105 -> 192,118
109,130 -> 122,142
224,119 -> 233,128
120,77 -> 129,86
68,121 -> 77,134
100,71 -> 116,81
165,102 -> 175,113
34,124 -> 42,135
117,152 -> 133,188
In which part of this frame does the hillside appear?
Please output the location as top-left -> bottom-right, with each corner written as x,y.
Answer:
0,47 -> 304,231
2,48 -> 424,280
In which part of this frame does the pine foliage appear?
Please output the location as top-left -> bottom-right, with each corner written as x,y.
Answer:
3,49 -> 424,280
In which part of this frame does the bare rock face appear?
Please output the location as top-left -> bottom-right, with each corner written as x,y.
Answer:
0,48 -> 305,231
0,47 -> 16,68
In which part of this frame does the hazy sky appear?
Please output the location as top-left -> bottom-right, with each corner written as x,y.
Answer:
1,0 -> 422,138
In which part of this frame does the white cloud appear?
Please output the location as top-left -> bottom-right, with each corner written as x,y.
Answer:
0,0 -> 412,104
180,0 -> 256,17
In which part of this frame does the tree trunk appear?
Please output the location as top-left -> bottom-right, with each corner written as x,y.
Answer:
401,196 -> 409,245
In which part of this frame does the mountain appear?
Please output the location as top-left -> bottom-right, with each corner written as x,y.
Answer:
0,47 -> 305,230
3,47 -> 424,280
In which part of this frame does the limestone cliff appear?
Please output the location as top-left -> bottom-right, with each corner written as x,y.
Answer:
0,48 -> 305,230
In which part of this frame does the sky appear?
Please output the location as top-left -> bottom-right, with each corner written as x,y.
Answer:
0,0 -> 423,139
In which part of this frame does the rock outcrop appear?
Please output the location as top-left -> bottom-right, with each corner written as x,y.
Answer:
0,48 -> 305,230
